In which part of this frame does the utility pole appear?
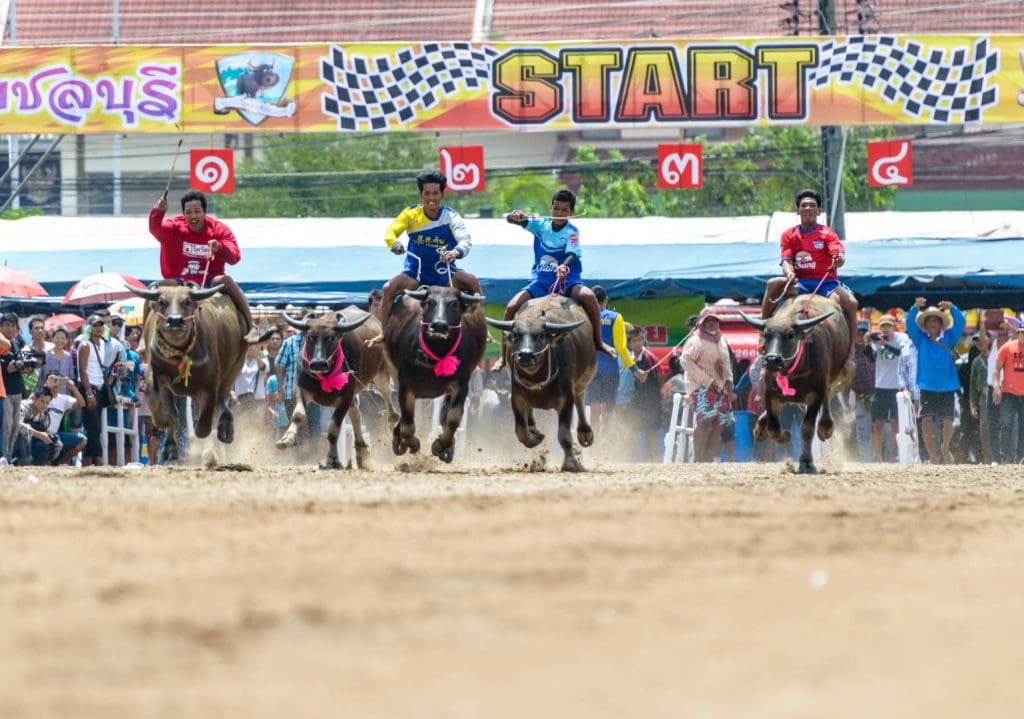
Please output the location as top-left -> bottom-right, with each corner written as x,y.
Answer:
818,0 -> 846,240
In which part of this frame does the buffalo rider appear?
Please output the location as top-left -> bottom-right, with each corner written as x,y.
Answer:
761,189 -> 858,358
149,190 -> 259,343
370,170 -> 483,344
491,188 -> 615,372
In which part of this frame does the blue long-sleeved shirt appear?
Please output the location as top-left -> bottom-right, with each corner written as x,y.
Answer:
905,305 -> 966,392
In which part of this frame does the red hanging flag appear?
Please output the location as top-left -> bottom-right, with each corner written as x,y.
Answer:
438,145 -> 485,192
190,149 -> 235,193
657,144 -> 702,189
867,140 -> 913,187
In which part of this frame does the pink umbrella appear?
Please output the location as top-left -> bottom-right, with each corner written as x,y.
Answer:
63,272 -> 148,305
0,265 -> 48,298
44,313 -> 86,334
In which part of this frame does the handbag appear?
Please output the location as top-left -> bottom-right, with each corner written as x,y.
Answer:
92,339 -> 121,408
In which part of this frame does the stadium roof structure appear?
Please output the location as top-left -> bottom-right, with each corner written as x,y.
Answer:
2,211 -> 1024,308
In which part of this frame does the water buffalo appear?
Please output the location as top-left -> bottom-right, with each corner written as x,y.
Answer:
384,286 -> 486,463
741,294 -> 851,474
236,61 -> 280,98
130,283 -> 247,463
276,307 -> 397,469
486,296 -> 596,472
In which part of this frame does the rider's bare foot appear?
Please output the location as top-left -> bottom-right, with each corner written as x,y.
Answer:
243,327 -> 261,344
365,333 -> 384,348
491,356 -> 506,372
599,342 -> 617,358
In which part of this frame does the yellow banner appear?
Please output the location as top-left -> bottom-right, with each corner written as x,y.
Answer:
0,36 -> 1021,133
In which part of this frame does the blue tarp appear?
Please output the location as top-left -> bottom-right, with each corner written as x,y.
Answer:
5,235 -> 1024,307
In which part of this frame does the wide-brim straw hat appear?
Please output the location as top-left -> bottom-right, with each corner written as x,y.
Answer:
915,306 -> 953,331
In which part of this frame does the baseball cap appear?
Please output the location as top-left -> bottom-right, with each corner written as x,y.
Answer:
0,312 -> 18,324
856,320 -> 870,331
110,313 -> 125,325
877,315 -> 896,326
86,314 -> 105,326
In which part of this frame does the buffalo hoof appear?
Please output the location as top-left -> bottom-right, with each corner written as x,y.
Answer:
753,417 -> 769,442
320,455 -> 342,470
355,445 -> 370,470
160,440 -> 179,465
817,420 -> 834,441
577,425 -> 594,448
431,438 -> 454,463
795,459 -> 818,474
217,416 -> 234,444
276,434 -> 297,450
523,430 -> 545,449
778,430 -> 792,444
561,455 -> 585,473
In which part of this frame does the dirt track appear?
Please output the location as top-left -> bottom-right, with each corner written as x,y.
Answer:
1,459 -> 1023,718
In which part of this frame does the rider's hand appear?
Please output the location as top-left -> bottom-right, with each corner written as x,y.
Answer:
556,264 -> 569,279
441,250 -> 459,264
390,243 -> 405,256
208,239 -> 220,255
508,209 -> 526,223
156,196 -> 168,213
832,254 -> 845,268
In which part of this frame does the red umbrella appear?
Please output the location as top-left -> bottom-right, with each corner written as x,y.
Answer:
63,272 -> 148,305
44,313 -> 86,334
0,265 -> 48,298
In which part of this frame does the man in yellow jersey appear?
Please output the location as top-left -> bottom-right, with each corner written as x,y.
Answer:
588,286 -> 647,433
374,170 -> 483,340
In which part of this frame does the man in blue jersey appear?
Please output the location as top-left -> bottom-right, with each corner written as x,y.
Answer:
496,189 -> 614,362
376,170 -> 483,336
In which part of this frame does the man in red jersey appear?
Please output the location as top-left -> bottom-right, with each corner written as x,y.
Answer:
149,190 -> 259,343
760,188 -> 858,356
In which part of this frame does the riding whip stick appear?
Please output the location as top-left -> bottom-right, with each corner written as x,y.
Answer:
161,125 -> 184,202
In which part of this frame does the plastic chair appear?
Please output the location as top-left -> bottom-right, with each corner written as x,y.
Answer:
101,404 -> 140,466
662,392 -> 695,463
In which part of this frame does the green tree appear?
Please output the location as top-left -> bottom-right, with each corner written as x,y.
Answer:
214,133 -> 438,218
573,146 -> 654,217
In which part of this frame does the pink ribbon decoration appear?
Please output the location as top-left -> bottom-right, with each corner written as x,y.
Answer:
773,341 -> 804,396
419,326 -> 463,377
302,342 -> 350,392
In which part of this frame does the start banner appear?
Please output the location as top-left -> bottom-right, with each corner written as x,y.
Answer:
0,35 -> 1022,133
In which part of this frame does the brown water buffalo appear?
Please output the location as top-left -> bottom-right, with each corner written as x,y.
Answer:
486,296 -> 596,472
384,286 -> 486,463
741,293 -> 851,474
130,283 -> 247,463
276,307 -> 396,469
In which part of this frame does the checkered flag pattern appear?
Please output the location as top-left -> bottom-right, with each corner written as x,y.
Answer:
320,42 -> 500,131
810,36 -> 1000,123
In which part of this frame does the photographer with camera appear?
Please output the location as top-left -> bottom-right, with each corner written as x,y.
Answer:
39,371 -> 86,464
17,385 -> 61,466
868,314 -> 911,462
77,315 -> 122,467
1,313 -> 35,462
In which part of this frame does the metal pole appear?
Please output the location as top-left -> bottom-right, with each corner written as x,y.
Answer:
818,0 -> 845,239
0,132 -> 38,186
112,0 -> 121,215
0,134 -> 63,214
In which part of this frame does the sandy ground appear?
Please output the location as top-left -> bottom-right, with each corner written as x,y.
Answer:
1,451 -> 1023,718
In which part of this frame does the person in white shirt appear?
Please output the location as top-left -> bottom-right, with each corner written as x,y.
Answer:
40,371 -> 86,464
869,314 -> 910,461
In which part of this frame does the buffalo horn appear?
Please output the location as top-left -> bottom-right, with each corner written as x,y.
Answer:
189,284 -> 225,302
739,312 -> 767,330
544,319 -> 586,333
793,310 -> 835,331
458,291 -> 485,304
404,288 -> 429,301
485,317 -> 515,332
282,313 -> 309,331
128,285 -> 162,302
336,312 -> 371,333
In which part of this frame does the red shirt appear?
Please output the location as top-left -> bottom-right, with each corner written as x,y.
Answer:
148,205 -> 241,286
780,223 -> 844,280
